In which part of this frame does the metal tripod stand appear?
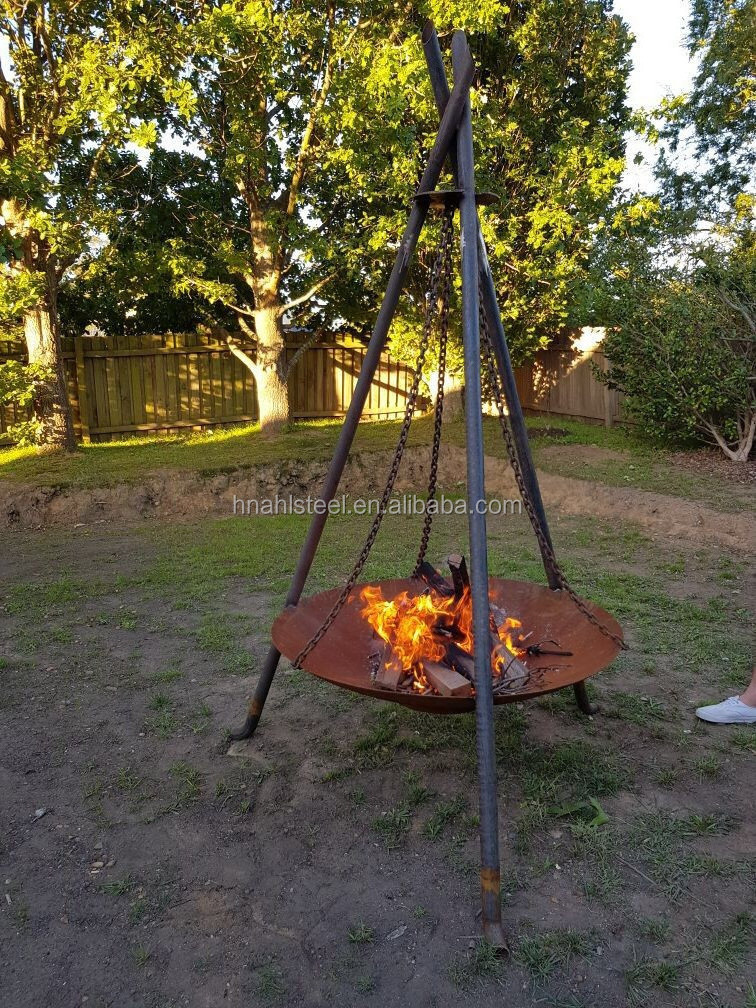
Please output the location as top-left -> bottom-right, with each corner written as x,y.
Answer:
229,24 -> 614,949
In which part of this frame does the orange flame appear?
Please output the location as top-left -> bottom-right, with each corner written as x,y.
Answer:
360,582 -> 525,694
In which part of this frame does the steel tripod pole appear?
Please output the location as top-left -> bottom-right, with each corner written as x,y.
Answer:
422,22 -> 558,589
229,47 -> 475,741
452,31 -> 506,950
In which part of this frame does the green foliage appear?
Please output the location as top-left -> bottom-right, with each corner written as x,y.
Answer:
597,238 -> 754,458
98,2 -> 632,368
0,359 -> 52,445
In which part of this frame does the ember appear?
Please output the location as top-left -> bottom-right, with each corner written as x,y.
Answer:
362,555 -> 532,697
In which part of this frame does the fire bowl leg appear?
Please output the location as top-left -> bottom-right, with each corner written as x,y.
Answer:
573,680 -> 597,715
228,644 -> 282,741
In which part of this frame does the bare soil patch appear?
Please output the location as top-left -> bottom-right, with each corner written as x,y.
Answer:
1,510 -> 753,1007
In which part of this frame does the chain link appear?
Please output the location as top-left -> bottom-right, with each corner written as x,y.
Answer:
478,285 -> 627,651
293,209 -> 456,668
414,209 -> 454,573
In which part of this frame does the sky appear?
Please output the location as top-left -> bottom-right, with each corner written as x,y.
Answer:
612,0 -> 697,190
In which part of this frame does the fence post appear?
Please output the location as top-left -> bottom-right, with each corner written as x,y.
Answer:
74,335 -> 91,443
598,353 -> 615,428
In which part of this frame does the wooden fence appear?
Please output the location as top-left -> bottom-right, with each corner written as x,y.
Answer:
1,328 -> 626,444
1,331 -> 416,442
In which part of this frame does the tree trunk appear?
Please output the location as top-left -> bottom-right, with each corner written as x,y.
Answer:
24,303 -> 76,451
252,306 -> 289,436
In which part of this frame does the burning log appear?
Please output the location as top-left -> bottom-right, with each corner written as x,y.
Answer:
447,553 -> 470,601
446,641 -> 476,682
421,660 -> 473,697
416,561 -> 455,597
371,642 -> 404,691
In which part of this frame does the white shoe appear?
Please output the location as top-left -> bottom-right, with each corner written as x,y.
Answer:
695,696 -> 756,724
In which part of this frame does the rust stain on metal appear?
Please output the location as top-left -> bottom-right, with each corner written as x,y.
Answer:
480,866 -> 501,894
272,577 -> 622,714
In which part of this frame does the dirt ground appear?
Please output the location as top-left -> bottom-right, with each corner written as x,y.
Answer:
1,470 -> 754,1007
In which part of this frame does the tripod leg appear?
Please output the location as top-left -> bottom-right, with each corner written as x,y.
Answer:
453,32 -> 506,953
228,60 -> 475,741
573,680 -> 598,715
422,24 -> 558,592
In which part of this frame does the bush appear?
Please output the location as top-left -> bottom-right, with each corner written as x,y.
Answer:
597,248 -> 754,461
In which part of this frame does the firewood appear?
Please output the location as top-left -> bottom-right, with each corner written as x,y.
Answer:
445,641 -> 476,681
447,553 -> 470,601
373,643 -> 404,690
491,642 -> 530,683
421,660 -> 473,697
415,561 -> 455,597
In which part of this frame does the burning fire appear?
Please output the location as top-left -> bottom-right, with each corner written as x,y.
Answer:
360,582 -> 525,694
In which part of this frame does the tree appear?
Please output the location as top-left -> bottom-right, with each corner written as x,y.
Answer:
151,1 -> 631,434
0,1 -> 187,448
585,0 -> 755,461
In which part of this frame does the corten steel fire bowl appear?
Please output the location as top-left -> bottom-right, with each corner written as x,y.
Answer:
272,578 -> 623,714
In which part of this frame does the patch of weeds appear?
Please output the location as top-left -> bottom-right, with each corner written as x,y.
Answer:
629,812 -> 738,898
115,767 -> 143,793
322,765 -> 355,783
731,727 -> 756,753
605,690 -> 667,726
153,667 -> 183,684
101,876 -> 134,897
254,963 -> 286,1001
424,796 -> 466,839
514,929 -> 594,983
119,611 -> 138,630
706,912 -> 752,974
625,951 -> 681,1005
692,753 -> 724,778
4,886 -> 29,928
448,939 -> 504,988
413,905 -> 428,919
189,702 -> 212,735
680,813 -> 735,836
145,710 -> 179,739
167,761 -> 203,810
349,788 -> 366,806
637,917 -> 670,943
5,577 -> 99,617
403,770 -> 432,807
372,805 -> 411,849
52,626 -> 73,644
571,823 -> 622,903
354,974 -> 376,994
515,799 -> 549,854
150,692 -> 172,711
522,739 -> 628,807
347,922 -> 375,945
499,867 -> 524,906
131,943 -> 151,966
83,775 -> 109,826
354,714 -> 399,768
652,765 -> 681,789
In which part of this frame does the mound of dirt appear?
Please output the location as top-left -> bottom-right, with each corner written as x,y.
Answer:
1,444 -> 753,552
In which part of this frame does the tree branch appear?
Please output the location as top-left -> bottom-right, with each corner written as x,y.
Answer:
279,271 -> 336,316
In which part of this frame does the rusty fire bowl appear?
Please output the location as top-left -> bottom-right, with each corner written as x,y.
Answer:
272,578 -> 623,714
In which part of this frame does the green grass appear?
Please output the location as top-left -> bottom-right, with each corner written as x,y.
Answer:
448,939 -> 504,988
0,417 -> 434,487
513,928 -> 595,982
347,922 -> 375,945
2,414 -> 750,516
372,804 -> 412,849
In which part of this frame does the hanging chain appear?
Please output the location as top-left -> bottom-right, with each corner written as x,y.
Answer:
293,209 -> 456,668
414,209 -> 454,573
478,286 -> 628,651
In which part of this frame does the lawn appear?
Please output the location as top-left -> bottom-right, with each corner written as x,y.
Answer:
1,415 -> 752,515
1,496 -> 753,1007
